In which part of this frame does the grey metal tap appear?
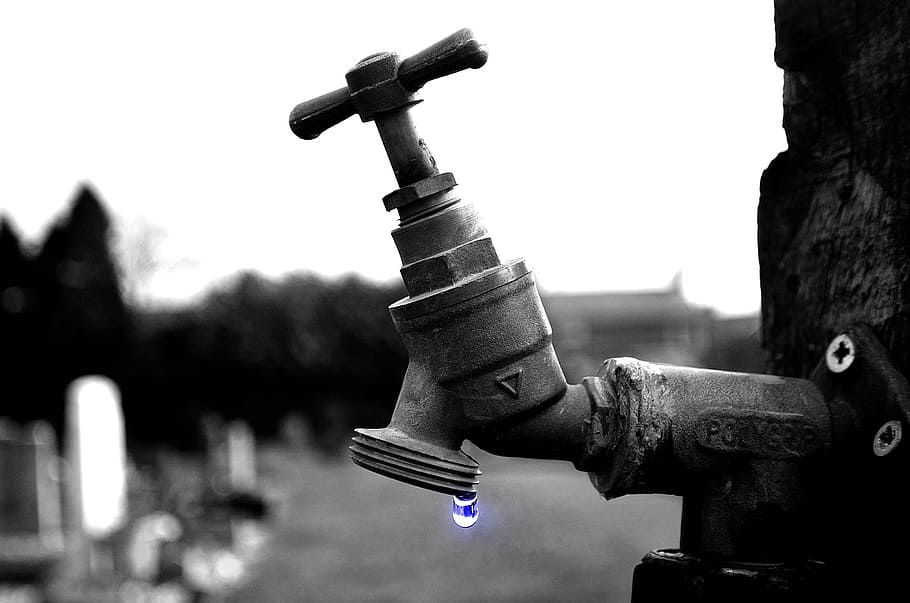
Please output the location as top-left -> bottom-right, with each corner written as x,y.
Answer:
288,29 -> 910,601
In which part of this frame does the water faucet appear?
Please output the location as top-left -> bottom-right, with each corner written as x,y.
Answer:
288,29 -> 910,597
290,29 -> 587,495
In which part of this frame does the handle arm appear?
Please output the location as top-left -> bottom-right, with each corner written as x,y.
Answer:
399,28 -> 488,91
289,87 -> 355,140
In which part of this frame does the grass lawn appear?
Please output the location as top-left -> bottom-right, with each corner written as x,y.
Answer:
229,443 -> 681,602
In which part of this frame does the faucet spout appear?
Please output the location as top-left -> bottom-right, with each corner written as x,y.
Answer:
350,255 -> 576,495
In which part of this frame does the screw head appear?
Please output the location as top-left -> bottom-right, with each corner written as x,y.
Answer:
873,420 -> 902,457
826,334 -> 855,373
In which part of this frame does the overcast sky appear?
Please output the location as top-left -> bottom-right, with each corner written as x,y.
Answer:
0,2 -> 782,315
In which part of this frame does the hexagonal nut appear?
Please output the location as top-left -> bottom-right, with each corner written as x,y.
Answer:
383,172 -> 457,212
400,237 -> 499,297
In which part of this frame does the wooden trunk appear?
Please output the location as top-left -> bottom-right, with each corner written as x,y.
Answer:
760,0 -> 910,378
759,0 -> 910,595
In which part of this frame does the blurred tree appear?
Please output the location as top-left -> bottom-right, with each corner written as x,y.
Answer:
0,217 -> 39,423
36,184 -> 131,381
0,185 -> 130,434
122,270 -> 407,450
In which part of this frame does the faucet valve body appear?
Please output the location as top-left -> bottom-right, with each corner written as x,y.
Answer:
355,124 -> 569,494
352,260 -> 568,494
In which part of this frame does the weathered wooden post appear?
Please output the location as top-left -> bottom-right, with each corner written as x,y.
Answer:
759,0 -> 910,596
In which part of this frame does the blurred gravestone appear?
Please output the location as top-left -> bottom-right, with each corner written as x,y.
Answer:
179,419 -> 265,597
63,376 -> 127,579
124,512 -> 182,581
204,418 -> 257,497
0,421 -> 64,584
202,418 -> 266,540
226,421 -> 256,495
279,413 -> 310,450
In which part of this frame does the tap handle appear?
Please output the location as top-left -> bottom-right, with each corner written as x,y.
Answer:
289,28 -> 488,140
398,28 -> 488,91
289,87 -> 354,141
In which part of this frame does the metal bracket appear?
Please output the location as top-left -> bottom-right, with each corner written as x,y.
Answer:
810,323 -> 910,457
631,324 -> 910,602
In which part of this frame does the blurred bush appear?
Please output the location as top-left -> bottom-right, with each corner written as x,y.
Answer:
123,271 -> 407,450
0,185 -> 407,451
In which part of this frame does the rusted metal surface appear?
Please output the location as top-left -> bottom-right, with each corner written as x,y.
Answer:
583,358 -> 830,561
585,359 -> 828,494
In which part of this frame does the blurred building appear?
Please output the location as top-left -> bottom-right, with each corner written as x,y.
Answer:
543,275 -> 763,382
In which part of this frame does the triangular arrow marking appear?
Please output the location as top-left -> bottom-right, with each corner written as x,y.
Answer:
496,368 -> 523,399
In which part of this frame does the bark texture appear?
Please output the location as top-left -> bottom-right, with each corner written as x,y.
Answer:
760,0 -> 910,378
760,1 -> 910,594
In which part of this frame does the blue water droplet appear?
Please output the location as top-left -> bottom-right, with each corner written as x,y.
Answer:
452,492 -> 478,528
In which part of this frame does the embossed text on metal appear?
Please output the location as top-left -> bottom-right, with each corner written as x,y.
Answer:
696,408 -> 820,459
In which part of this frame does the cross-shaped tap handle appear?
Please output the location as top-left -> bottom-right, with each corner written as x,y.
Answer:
288,28 -> 488,141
